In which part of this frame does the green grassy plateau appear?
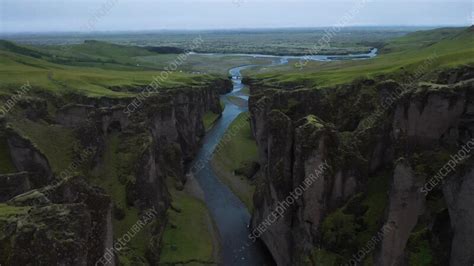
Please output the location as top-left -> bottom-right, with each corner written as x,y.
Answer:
247,27 -> 474,88
0,40 -> 261,98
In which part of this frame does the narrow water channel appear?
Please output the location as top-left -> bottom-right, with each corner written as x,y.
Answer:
191,63 -> 274,266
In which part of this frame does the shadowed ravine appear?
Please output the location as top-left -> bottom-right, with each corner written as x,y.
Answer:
190,50 -> 378,265
191,64 -> 274,266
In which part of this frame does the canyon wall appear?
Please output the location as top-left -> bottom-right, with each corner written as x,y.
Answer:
0,79 -> 231,265
248,67 -> 474,265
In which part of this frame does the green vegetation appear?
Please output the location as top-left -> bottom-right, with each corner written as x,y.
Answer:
10,118 -> 76,173
160,186 -> 215,264
136,54 -> 273,75
226,95 -> 247,108
42,40 -> 156,67
0,39 -> 156,70
320,171 -> 391,259
6,28 -> 417,56
407,228 -> 433,266
0,203 -> 30,218
305,249 -> 344,265
321,206 -> 358,252
381,27 -> 465,53
91,133 -> 151,263
211,112 -> 258,210
249,27 -> 474,88
240,86 -> 250,96
359,171 -> 391,241
213,112 -> 258,175
3,27 -> 469,99
0,203 -> 31,235
202,111 -> 221,132
0,40 -> 228,98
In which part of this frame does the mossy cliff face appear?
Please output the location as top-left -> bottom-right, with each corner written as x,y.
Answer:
375,160 -> 425,266
0,79 -> 230,265
5,128 -> 53,187
248,67 -> 474,265
1,176 -> 110,265
250,109 -> 294,266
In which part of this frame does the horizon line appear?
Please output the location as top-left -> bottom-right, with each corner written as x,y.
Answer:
1,24 -> 471,35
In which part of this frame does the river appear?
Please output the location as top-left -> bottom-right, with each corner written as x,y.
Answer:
190,50 -> 377,265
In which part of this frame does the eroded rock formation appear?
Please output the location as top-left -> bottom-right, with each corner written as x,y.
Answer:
248,67 -> 474,265
0,79 -> 232,265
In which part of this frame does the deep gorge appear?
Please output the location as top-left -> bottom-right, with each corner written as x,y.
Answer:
0,25 -> 473,266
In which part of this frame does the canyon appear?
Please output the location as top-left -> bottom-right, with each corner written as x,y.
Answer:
0,26 -> 473,266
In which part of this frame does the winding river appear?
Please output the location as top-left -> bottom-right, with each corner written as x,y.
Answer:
190,50 -> 377,265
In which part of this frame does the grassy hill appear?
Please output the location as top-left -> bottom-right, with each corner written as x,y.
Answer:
247,26 -> 474,88
38,40 -> 159,69
380,27 -> 466,53
0,40 -> 157,70
0,40 -> 225,98
0,39 -> 280,97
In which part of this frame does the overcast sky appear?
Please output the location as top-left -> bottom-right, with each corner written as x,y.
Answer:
0,0 -> 472,33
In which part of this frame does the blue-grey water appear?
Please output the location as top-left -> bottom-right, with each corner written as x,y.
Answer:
191,64 -> 273,266
191,48 -> 378,62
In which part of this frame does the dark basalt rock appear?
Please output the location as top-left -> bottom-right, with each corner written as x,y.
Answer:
248,70 -> 474,265
6,130 -> 52,187
0,172 -> 31,202
1,176 -> 111,265
235,161 -> 260,179
0,78 -> 229,265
